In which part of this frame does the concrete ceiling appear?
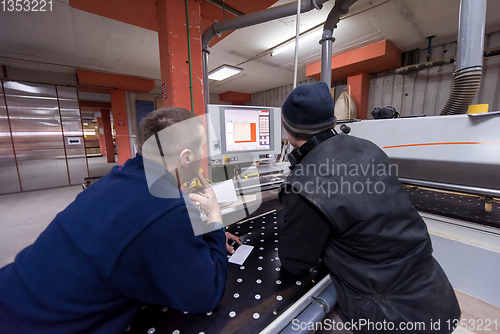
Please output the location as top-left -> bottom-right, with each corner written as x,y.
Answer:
0,0 -> 499,96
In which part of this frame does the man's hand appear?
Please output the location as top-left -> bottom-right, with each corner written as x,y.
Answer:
225,232 -> 242,254
187,171 -> 223,226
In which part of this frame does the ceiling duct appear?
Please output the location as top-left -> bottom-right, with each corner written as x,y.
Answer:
440,0 -> 487,115
320,0 -> 357,88
201,0 -> 331,111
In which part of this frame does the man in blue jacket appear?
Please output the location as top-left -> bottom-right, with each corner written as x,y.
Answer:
0,107 -> 230,333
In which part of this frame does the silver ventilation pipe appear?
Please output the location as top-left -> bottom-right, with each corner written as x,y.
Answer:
440,0 -> 487,115
320,0 -> 357,88
202,0 -> 330,111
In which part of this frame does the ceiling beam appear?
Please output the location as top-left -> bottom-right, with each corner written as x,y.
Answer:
306,40 -> 402,82
77,70 -> 155,93
70,0 -> 280,48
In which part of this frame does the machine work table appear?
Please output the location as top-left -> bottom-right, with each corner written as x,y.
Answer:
126,209 -> 330,334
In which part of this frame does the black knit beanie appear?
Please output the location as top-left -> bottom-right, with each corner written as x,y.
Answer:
282,81 -> 336,140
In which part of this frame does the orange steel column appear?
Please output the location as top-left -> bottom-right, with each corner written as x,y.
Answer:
96,117 -> 106,156
347,72 -> 370,120
111,89 -> 131,165
157,0 -> 208,174
101,109 -> 115,163
156,0 -> 205,115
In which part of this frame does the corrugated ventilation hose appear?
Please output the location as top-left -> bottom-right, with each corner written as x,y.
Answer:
440,70 -> 482,115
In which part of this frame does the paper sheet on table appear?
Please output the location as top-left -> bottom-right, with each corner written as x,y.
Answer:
211,179 -> 237,203
228,245 -> 254,265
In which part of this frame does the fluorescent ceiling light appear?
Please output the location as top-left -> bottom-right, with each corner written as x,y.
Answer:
271,29 -> 323,57
208,65 -> 242,81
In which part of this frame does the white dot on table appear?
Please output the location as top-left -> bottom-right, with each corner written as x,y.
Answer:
229,311 -> 236,318
148,328 -> 155,334
274,227 -> 277,229
275,248 -> 278,251
248,232 -> 252,235
260,247 -> 264,250
140,305 -> 146,310
259,256 -> 263,260
233,293 -> 240,298
253,313 -> 260,319
240,266 -> 245,270
296,281 -> 302,286
183,311 -> 188,314
262,227 -> 265,229
206,311 -> 212,316
237,278 -> 243,283
277,295 -> 283,301
256,279 -> 262,284
275,267 -> 280,271
161,307 -> 168,312
257,267 -> 263,271
276,280 -> 281,285
275,240 -> 278,243
255,294 -> 261,300
173,331 -> 180,334
261,232 -> 265,235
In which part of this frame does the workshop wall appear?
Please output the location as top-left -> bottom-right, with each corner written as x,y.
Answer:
252,31 -> 500,118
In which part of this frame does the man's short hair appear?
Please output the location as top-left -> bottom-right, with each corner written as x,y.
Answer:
137,107 -> 204,156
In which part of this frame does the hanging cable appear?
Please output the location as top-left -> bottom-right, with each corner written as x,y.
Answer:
293,0 -> 301,88
184,0 -> 194,113
222,0 -> 227,20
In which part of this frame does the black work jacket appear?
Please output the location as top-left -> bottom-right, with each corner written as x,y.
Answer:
278,134 -> 460,333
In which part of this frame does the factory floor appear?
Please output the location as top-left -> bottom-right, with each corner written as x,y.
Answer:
0,185 -> 82,267
88,154 -> 119,177
0,186 -> 498,333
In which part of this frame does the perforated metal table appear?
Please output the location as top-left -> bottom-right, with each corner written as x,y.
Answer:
126,209 -> 328,334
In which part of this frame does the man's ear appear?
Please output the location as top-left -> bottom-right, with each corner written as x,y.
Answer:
179,149 -> 192,167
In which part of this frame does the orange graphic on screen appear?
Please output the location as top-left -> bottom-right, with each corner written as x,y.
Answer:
234,123 -> 257,143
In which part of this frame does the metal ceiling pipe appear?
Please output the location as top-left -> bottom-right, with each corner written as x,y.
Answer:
320,0 -> 357,89
440,0 -> 487,115
202,0 -> 330,111
395,58 -> 455,75
394,48 -> 500,76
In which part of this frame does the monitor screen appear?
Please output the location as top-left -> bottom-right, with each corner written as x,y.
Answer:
224,108 -> 271,152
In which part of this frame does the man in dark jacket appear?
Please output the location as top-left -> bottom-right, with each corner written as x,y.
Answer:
278,82 -> 461,333
0,108 -> 229,333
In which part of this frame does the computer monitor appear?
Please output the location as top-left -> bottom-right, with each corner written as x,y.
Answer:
206,104 -> 282,167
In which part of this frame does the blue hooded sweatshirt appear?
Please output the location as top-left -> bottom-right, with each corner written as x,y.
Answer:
0,154 -> 228,333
